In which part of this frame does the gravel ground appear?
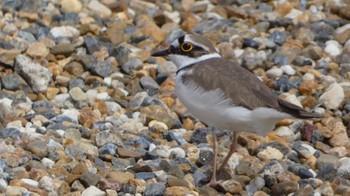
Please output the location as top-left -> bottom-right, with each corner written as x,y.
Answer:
0,0 -> 350,195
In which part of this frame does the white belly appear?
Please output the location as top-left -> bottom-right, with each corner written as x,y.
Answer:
175,73 -> 293,135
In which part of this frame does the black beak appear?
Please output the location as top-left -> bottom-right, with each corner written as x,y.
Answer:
152,48 -> 172,57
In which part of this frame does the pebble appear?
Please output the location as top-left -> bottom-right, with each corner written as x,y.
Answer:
50,26 -> 80,38
266,67 -> 283,79
81,186 -> 106,196
324,40 -> 342,56
337,157 -> 350,180
61,0 -> 83,13
271,181 -> 298,196
218,179 -> 243,194
319,82 -> 345,110
143,182 -> 166,196
15,54 -> 52,93
257,146 -> 284,161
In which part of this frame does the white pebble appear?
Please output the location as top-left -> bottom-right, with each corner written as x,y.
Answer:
6,120 -> 22,128
257,146 -> 283,161
50,26 -> 79,38
42,158 -> 55,169
319,82 -> 344,110
0,179 -> 7,192
81,186 -> 106,196
96,92 -> 110,100
303,73 -> 315,81
56,129 -> 65,137
266,66 -> 283,79
0,98 -> 13,108
62,108 -> 80,123
86,89 -> 98,105
148,143 -> 157,151
21,179 -> 39,187
324,40 -> 342,56
281,65 -> 296,75
169,147 -> 186,158
103,77 -> 112,86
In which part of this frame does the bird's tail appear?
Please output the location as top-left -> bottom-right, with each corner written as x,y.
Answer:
278,98 -> 323,119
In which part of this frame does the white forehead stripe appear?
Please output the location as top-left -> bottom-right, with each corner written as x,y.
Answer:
184,36 -> 210,52
171,39 -> 180,47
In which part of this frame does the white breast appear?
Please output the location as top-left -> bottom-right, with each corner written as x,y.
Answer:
175,71 -> 293,135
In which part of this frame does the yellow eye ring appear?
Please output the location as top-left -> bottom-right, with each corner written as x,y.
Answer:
181,42 -> 193,52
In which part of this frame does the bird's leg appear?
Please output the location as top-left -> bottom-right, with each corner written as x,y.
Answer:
219,131 -> 238,172
209,131 -> 219,187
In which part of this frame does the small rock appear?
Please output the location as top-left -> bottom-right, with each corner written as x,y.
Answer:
50,26 -> 80,38
69,87 -> 87,101
196,148 -> 214,167
319,83 -> 345,110
259,160 -> 285,176
81,186 -> 106,196
337,157 -> 350,180
0,48 -> 21,66
122,58 -> 143,74
98,178 -> 120,191
143,182 -> 166,196
80,171 -> 102,186
315,182 -> 334,196
324,40 -> 342,56
87,0 -> 112,18
26,42 -> 49,58
218,179 -> 243,194
1,74 -> 20,91
0,178 -> 8,192
271,181 -> 298,196
190,128 -> 211,144
51,43 -> 75,56
257,146 -> 283,161
61,0 -> 83,13
334,24 -> 350,44
140,76 -> 160,91
281,65 -> 296,75
266,67 -> 283,79
15,54 -> 52,93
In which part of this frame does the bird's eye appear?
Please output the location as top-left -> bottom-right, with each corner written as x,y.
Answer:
181,42 -> 193,52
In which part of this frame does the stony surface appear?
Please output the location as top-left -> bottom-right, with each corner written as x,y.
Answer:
0,0 -> 349,195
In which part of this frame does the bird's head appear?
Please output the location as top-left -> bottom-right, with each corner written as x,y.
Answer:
152,34 -> 220,69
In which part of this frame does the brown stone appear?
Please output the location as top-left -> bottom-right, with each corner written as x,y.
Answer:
48,166 -> 70,179
26,42 -> 49,58
93,101 -> 108,115
108,170 -> 135,184
117,147 -> 143,159
181,13 -> 198,32
107,22 -> 128,45
271,181 -> 298,196
140,105 -> 176,129
45,87 -> 60,100
64,61 -> 85,76
276,2 -> 293,15
165,186 -> 193,196
183,118 -> 195,130
299,80 -> 318,96
29,168 -> 49,181
218,179 -> 243,194
79,108 -> 100,128
48,62 -> 63,77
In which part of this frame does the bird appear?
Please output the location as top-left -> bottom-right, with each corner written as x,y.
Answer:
152,34 -> 321,186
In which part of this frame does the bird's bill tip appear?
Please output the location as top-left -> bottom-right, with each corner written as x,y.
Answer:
152,48 -> 171,57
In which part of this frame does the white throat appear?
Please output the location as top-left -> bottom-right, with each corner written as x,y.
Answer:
170,53 -> 221,70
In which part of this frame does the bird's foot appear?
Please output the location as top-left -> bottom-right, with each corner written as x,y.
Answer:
209,178 -> 223,188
